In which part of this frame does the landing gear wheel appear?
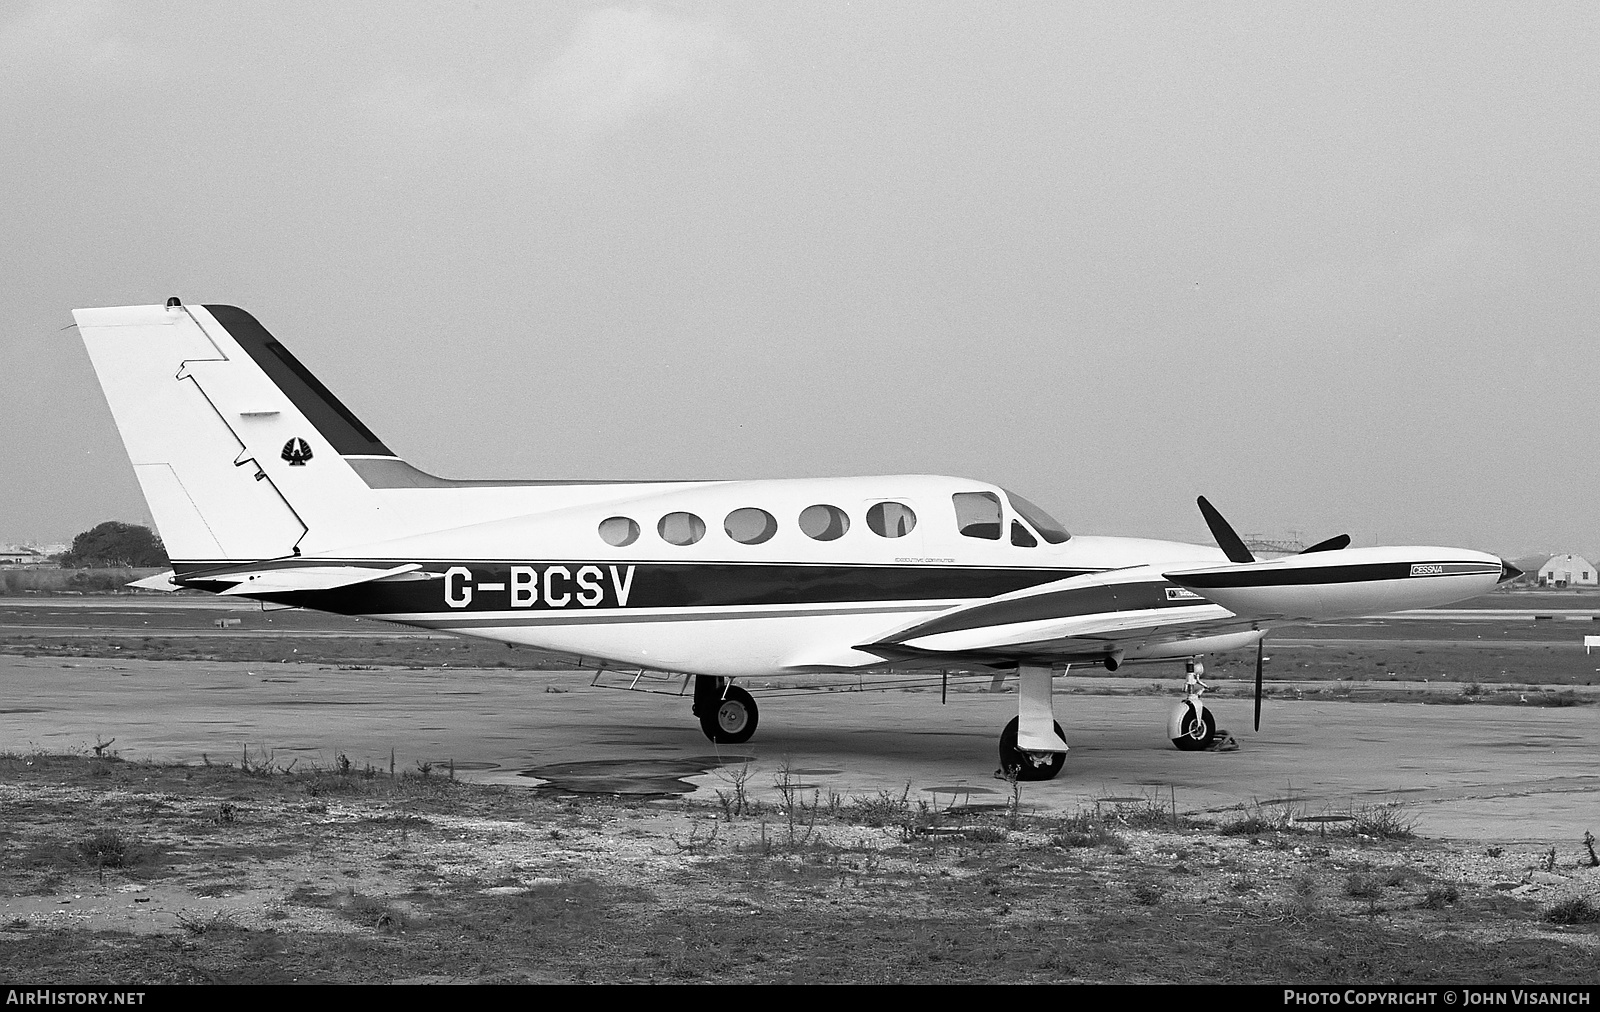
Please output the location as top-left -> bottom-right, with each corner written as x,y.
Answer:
700,685 -> 759,744
998,717 -> 1067,781
1172,704 -> 1216,751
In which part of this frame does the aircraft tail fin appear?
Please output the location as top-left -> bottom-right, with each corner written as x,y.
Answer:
73,301 -> 399,564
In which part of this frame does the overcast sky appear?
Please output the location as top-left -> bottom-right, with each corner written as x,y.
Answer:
4,2 -> 1596,559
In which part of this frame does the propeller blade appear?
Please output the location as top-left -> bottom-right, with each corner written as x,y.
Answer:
1300,534 -> 1352,554
1254,638 -> 1264,732
1197,496 -> 1254,564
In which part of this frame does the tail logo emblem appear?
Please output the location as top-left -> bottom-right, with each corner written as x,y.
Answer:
281,438 -> 314,466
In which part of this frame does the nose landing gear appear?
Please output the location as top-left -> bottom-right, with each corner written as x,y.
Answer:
1168,660 -> 1217,751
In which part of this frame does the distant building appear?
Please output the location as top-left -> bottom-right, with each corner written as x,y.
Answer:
0,546 -> 50,567
1536,554 -> 1596,588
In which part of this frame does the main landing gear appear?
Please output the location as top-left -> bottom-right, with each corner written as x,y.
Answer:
997,664 -> 1071,781
998,716 -> 1067,781
692,675 -> 759,744
998,658 -> 1228,780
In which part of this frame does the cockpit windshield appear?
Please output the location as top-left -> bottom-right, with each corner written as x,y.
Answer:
1002,489 -> 1070,544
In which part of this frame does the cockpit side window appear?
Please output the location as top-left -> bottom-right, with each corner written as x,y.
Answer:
952,492 -> 1002,540
1010,520 -> 1038,547
1002,489 -> 1070,544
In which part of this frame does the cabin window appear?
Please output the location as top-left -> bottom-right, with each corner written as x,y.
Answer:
952,492 -> 1002,540
1010,520 -> 1038,547
799,504 -> 850,541
658,511 -> 706,546
1002,489 -> 1070,544
866,501 -> 917,538
725,507 -> 778,545
598,516 -> 639,547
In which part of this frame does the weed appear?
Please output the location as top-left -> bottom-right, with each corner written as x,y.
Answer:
1284,871 -> 1319,918
964,824 -> 1009,844
1219,812 -> 1276,836
1219,795 -> 1302,836
1345,872 -> 1383,899
673,818 -> 720,855
772,760 -> 820,846
1130,881 -> 1164,906
335,753 -> 353,775
1544,895 -> 1600,925
714,762 -> 757,819
239,745 -> 288,777
773,758 -> 798,810
78,828 -> 128,868
341,890 -> 407,933
1049,811 -> 1128,852
1420,884 -> 1460,909
1583,831 -> 1598,868
213,803 -> 237,825
175,910 -> 236,936
847,784 -> 913,828
1002,770 -> 1021,827
1427,883 -> 1465,909
1350,803 -> 1417,840
1100,794 -> 1178,830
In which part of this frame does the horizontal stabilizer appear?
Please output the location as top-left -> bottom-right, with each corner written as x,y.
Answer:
128,570 -> 181,592
213,563 -> 422,595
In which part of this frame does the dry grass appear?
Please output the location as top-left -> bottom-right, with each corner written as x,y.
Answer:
0,753 -> 1596,984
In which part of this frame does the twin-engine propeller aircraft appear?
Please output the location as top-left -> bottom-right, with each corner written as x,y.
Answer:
71,301 -> 1520,780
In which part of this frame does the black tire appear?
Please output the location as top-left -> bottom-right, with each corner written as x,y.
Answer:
699,685 -> 759,744
998,716 -> 1067,781
1171,704 -> 1216,751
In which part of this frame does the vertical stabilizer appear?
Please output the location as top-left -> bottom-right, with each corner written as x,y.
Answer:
73,302 -> 390,563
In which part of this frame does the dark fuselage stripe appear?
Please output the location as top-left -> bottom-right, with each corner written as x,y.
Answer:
1174,561 -> 1500,589
172,561 -> 1097,616
389,603 -> 955,629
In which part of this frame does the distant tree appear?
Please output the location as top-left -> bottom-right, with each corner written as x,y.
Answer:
59,522 -> 168,568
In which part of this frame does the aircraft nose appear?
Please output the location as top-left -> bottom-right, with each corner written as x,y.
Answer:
1497,559 -> 1523,584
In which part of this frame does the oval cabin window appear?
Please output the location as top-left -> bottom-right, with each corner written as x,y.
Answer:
799,504 -> 850,542
598,516 -> 639,547
724,507 -> 778,545
866,501 -> 917,538
657,511 -> 706,546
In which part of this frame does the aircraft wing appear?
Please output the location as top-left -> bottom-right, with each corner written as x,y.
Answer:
858,565 -> 1254,666
859,544 -> 1511,668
